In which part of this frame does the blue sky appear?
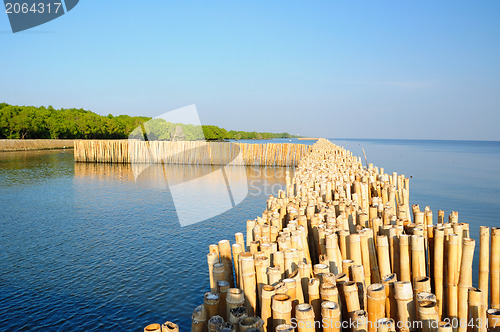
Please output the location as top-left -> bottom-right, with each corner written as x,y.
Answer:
1,1 -> 499,140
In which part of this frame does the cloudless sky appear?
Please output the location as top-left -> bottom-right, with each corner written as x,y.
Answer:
1,1 -> 499,140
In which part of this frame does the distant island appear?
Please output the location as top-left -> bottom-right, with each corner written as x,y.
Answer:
0,103 -> 298,141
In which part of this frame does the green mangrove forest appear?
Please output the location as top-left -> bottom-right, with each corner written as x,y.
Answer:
0,103 -> 297,140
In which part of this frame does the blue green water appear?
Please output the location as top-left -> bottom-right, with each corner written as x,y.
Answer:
0,138 -> 499,331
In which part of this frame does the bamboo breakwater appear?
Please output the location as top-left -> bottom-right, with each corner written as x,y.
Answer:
74,140 -> 312,166
144,138 -> 500,332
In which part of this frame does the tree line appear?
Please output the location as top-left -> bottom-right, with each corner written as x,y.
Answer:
0,103 -> 297,140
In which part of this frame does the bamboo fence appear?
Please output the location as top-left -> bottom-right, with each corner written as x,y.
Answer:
144,138 -> 500,332
74,140 -> 312,166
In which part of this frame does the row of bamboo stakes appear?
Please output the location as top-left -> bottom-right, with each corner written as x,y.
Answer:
73,140 -> 312,166
144,138 -> 500,332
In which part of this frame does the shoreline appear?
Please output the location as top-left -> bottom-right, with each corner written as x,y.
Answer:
0,139 -> 75,152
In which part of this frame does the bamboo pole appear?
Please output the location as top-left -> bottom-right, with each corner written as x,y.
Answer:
240,252 -> 257,315
232,243 -> 244,288
479,227 -> 490,314
192,304 -> 206,332
434,227 -> 445,319
276,324 -> 295,331
204,292 -> 220,322
272,294 -> 292,330
239,317 -> 264,331
382,273 -> 397,322
487,309 -> 500,332
360,229 -> 373,286
367,283 -> 386,332
321,301 -> 341,332
161,321 -> 179,332
308,278 -> 321,322
491,228 -> 500,310
468,287 -> 483,332
226,288 -> 245,320
376,236 -> 391,280
144,324 -> 161,332
399,234 -> 412,283
217,280 -> 230,320
219,240 -> 235,287
295,303 -> 316,332
394,281 -> 416,332
416,292 -> 438,332
344,280 -> 361,318
457,238 -> 475,332
353,309 -> 368,332
412,235 -> 426,281
448,234 -> 459,324
229,306 -> 248,326
208,253 -> 220,293
376,318 -> 395,332
262,285 -> 275,332
208,315 -> 224,332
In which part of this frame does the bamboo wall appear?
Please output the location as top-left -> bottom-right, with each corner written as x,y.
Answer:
73,140 -> 312,166
0,139 -> 74,152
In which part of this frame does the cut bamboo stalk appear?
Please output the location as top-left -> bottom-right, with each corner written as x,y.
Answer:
352,265 -> 367,310
144,324 -> 161,332
213,263 -> 226,287
208,253 -> 220,293
232,243 -> 244,288
394,281 -> 416,332
326,233 -> 341,275
161,321 -> 179,332
255,256 -> 271,305
226,288 -> 245,320
479,226 -> 490,314
308,278 -> 321,322
491,228 -> 500,310
359,229 -> 373,286
218,322 -> 235,331
295,303 -> 316,332
275,324 -> 295,331
339,230 -> 350,261
376,236 -> 391,280
417,293 -> 438,332
290,270 -> 305,304
321,301 -> 341,332
458,238 -> 475,332
272,294 -> 292,330
274,251 -> 286,279
399,234 -> 412,283
219,240 -> 235,287
268,266 -> 282,286
487,309 -> 500,332
191,304 -> 206,332
350,234 -> 363,266
414,276 -> 432,301
468,287 -> 483,332
448,234 -> 459,324
434,227 -> 445,319
367,283 -> 386,332
229,306 -> 248,326
299,262 -> 312,303
208,315 -> 224,332
204,292 -> 220,323
382,273 -> 398,322
376,318 -> 395,332
438,321 -> 452,332
353,309 -> 368,332
217,280 -> 230,320
240,252 -> 258,315
412,235 -> 426,281
344,280 -> 361,317
261,285 -> 275,332
342,259 -> 355,279
239,316 -> 264,331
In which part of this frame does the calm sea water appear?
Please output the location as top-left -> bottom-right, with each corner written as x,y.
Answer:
0,138 -> 499,331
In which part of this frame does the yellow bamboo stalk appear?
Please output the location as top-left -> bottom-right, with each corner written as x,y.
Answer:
457,238 -> 475,332
321,301 -> 341,332
272,294 -> 292,330
367,283 -> 386,332
479,226 -> 490,314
